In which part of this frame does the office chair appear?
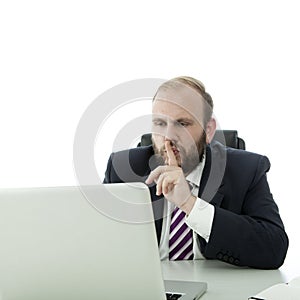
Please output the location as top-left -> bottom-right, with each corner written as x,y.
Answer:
137,130 -> 246,150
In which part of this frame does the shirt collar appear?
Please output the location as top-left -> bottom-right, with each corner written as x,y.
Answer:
185,152 -> 206,187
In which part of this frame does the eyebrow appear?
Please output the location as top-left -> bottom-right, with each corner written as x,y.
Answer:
176,118 -> 194,124
152,117 -> 166,122
152,117 -> 194,124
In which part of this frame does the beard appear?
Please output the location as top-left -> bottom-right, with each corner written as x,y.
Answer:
152,133 -> 206,175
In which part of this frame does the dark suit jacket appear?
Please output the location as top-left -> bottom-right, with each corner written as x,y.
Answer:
103,141 -> 288,269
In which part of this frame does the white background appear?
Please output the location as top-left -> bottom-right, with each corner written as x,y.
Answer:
0,0 -> 299,275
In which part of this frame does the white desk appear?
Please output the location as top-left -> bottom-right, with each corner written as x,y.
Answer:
162,260 -> 292,300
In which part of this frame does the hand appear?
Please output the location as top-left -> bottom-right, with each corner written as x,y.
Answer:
145,141 -> 196,214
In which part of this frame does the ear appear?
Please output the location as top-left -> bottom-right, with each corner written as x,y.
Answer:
205,118 -> 216,144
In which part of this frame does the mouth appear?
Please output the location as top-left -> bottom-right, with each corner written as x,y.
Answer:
171,147 -> 180,156
157,144 -> 182,167
164,146 -> 180,158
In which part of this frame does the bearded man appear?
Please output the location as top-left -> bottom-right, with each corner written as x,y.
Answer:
103,76 -> 288,269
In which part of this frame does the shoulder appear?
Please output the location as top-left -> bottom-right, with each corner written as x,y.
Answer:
211,141 -> 270,170
210,141 -> 271,185
104,146 -> 155,183
110,145 -> 154,164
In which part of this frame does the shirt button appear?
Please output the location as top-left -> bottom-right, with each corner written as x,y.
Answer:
217,252 -> 223,260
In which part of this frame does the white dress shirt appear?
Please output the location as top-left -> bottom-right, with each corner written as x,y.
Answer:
159,155 -> 215,260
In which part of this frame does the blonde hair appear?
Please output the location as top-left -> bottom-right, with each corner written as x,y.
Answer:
154,76 -> 214,126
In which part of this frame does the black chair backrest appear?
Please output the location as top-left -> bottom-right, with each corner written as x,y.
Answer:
213,130 -> 245,150
137,130 -> 245,150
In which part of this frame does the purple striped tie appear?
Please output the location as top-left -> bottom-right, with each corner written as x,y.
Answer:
169,206 -> 193,260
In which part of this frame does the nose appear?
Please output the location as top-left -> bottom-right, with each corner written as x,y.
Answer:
164,123 -> 178,142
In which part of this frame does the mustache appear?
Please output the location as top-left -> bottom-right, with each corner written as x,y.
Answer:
160,141 -> 180,152
150,141 -> 182,169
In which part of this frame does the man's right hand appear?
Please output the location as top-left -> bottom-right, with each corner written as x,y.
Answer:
145,141 -> 196,214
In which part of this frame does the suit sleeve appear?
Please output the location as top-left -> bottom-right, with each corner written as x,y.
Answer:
201,156 -> 289,269
103,153 -> 113,183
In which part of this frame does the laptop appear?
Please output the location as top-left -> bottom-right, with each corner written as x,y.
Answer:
0,183 -> 207,300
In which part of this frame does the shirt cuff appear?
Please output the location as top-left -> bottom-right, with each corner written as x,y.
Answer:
185,198 -> 215,242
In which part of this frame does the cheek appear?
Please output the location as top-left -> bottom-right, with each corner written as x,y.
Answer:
178,130 -> 198,146
189,128 -> 204,144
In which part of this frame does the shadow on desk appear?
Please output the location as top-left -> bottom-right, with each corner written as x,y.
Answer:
162,260 -> 285,300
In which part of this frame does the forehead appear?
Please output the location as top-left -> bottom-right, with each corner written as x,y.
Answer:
152,85 -> 204,123
152,100 -> 192,120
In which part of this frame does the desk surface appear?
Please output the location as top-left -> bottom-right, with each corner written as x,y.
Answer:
162,259 -> 294,300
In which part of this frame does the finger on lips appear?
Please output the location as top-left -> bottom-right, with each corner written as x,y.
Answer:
145,141 -> 179,195
165,140 -> 178,167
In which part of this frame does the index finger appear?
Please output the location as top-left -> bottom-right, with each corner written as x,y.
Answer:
165,140 -> 178,167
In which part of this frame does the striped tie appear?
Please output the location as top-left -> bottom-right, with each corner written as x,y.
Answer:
169,206 -> 193,260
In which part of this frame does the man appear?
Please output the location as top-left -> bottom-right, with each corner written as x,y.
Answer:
104,76 -> 288,269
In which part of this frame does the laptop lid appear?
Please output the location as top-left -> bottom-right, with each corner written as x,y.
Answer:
0,183 -> 206,300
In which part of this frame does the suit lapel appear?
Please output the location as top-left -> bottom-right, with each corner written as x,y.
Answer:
197,144 -> 226,252
198,145 -> 212,198
198,144 -> 225,208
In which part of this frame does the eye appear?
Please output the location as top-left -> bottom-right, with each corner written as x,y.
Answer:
153,119 -> 166,127
177,121 -> 190,127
